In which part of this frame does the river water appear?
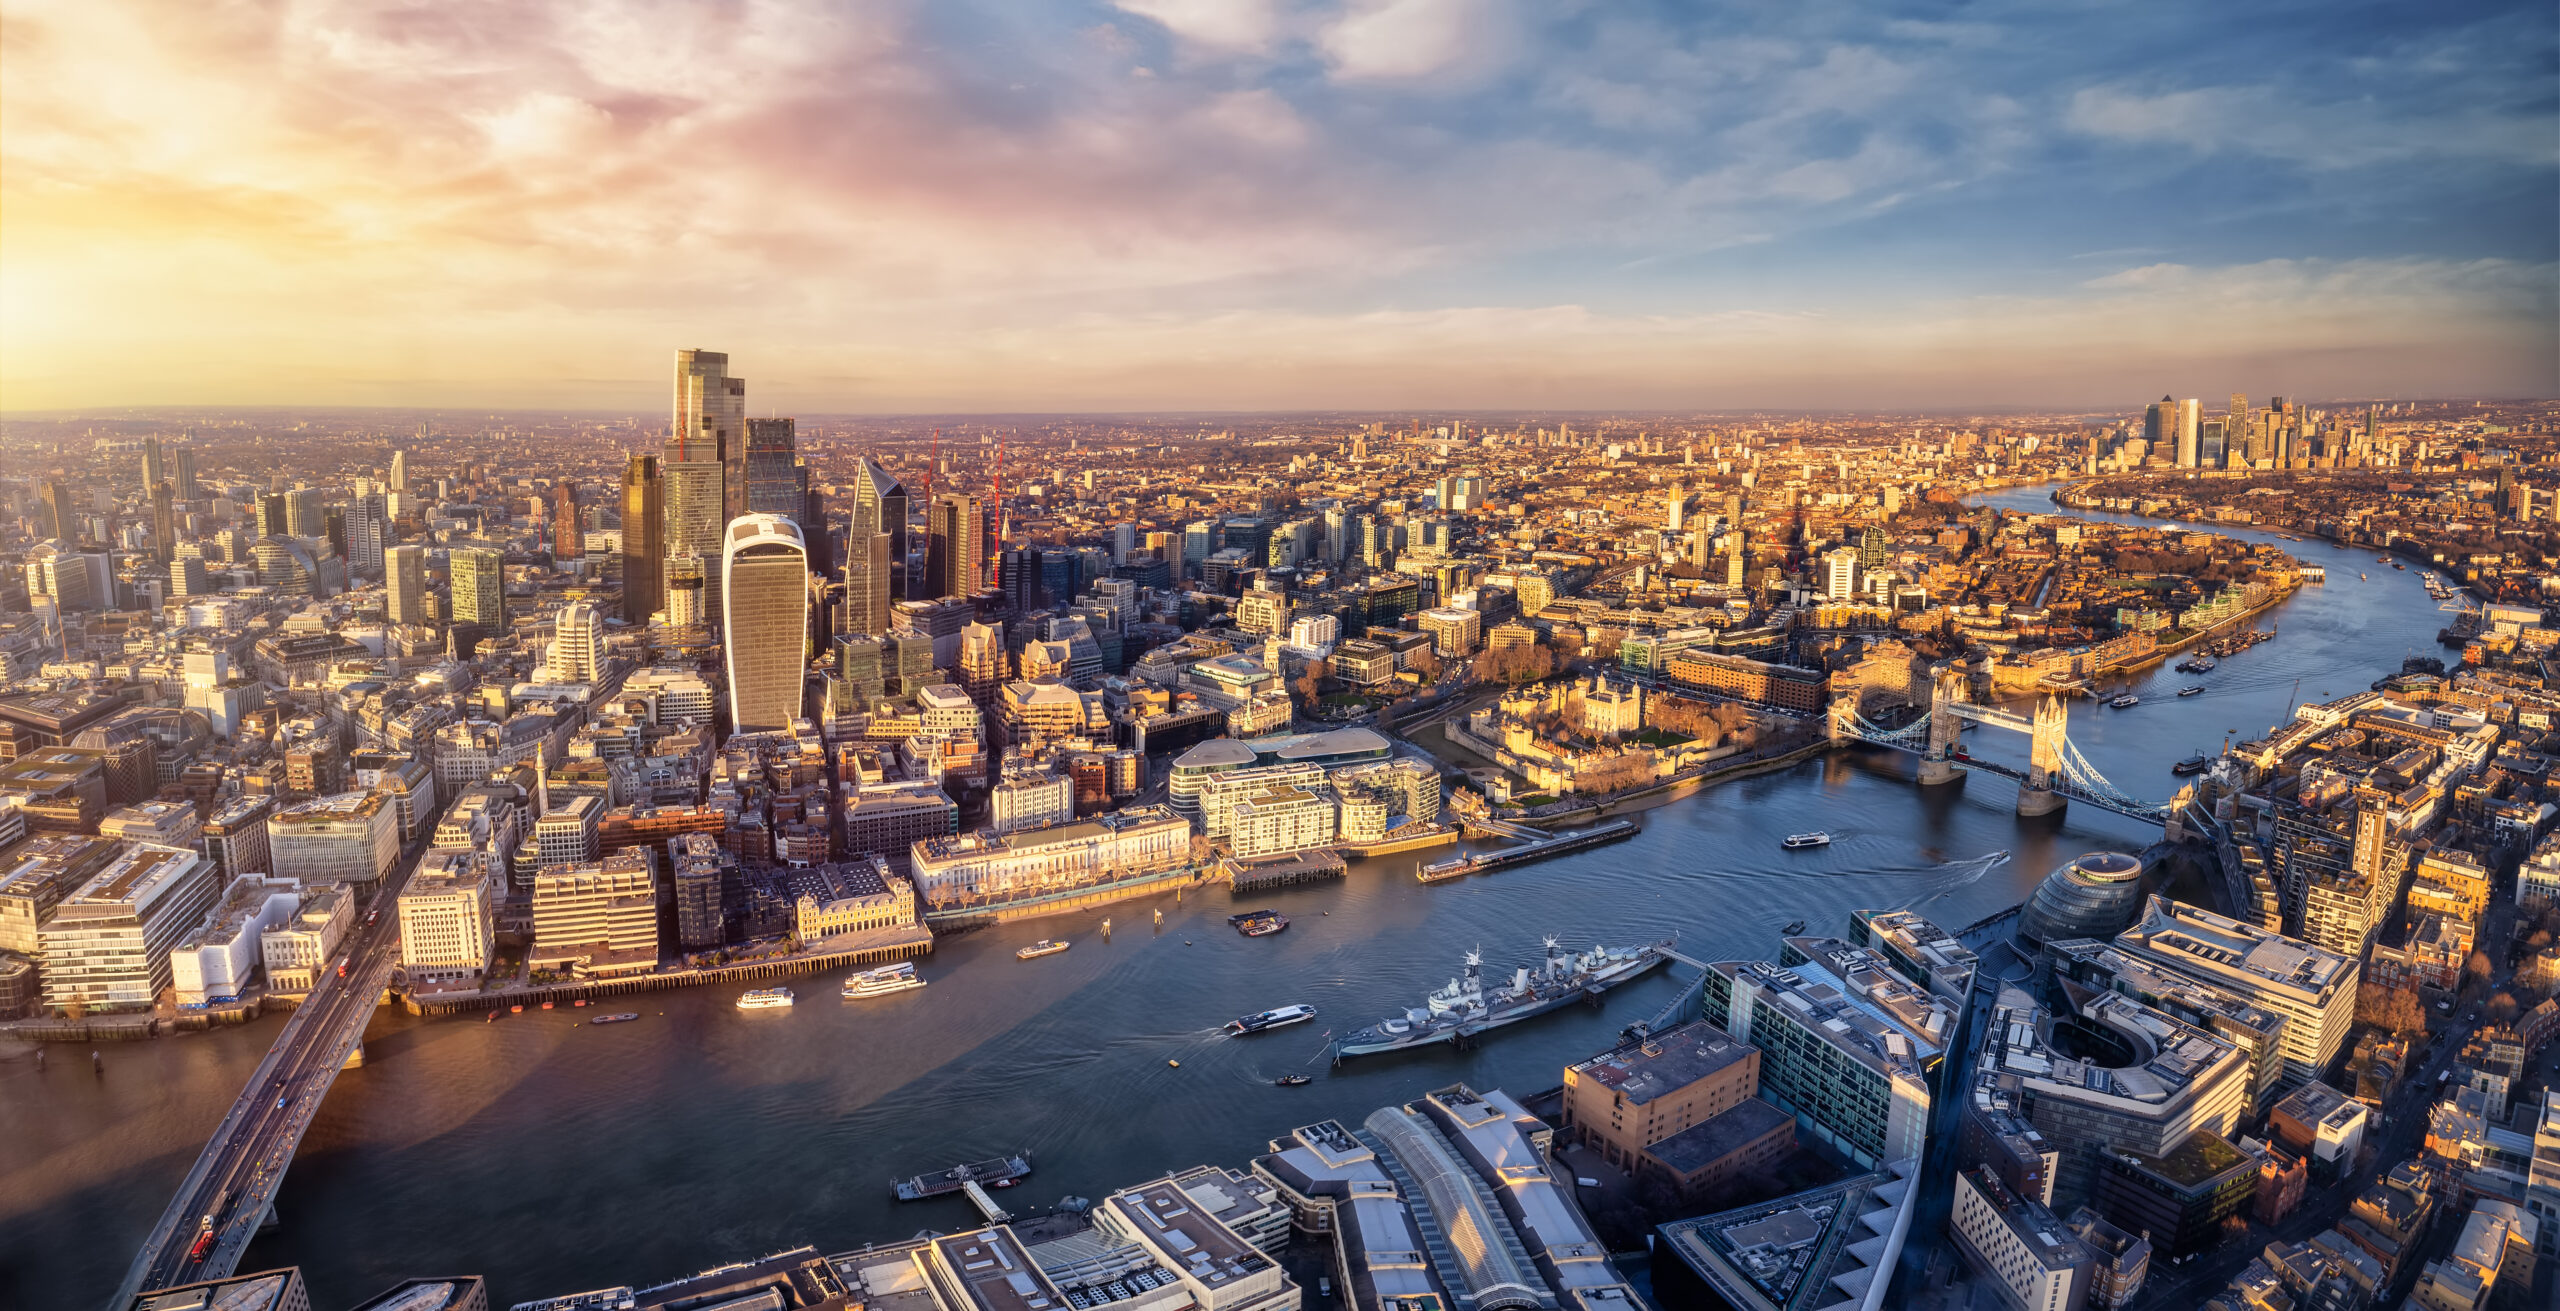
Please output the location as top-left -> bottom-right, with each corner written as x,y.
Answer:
0,487 -> 2453,1309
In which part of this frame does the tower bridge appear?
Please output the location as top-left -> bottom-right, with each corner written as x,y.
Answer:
1829,666 -> 2184,826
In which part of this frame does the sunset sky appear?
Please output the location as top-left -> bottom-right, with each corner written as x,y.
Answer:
2,0 -> 2554,414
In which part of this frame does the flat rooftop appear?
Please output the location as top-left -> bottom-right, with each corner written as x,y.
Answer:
1647,1097 -> 1795,1175
61,842 -> 207,912
930,1227 -> 1072,1311
2120,895 -> 2352,1000
1569,1022 -> 1755,1106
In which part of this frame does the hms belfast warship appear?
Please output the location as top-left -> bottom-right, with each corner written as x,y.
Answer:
1331,936 -> 1675,1060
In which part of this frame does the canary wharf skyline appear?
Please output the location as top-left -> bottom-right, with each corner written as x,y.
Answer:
3,0 -> 2555,413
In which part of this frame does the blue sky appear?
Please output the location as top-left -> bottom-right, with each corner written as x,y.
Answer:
2,0 -> 2552,410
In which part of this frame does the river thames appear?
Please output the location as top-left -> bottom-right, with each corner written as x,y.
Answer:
0,487 -> 2455,1308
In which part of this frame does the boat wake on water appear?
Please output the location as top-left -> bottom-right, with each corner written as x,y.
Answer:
1899,850 -> 2013,909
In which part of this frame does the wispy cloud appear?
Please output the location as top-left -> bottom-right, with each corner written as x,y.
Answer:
1,0 -> 2551,410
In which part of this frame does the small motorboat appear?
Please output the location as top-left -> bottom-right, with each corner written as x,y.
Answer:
2109,694 -> 2140,709
2178,686 -> 2205,697
1275,1074 -> 1312,1087
1782,832 -> 1831,850
1017,940 -> 1071,960
2172,753 -> 2213,776
1167,1060 -> 1181,1068
485,1012 -> 498,1023
1782,920 -> 1807,935
510,1004 -> 523,1013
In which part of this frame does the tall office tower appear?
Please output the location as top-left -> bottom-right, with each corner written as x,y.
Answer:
451,547 -> 506,628
1110,521 -> 1137,564
43,480 -> 77,543
171,547 -> 210,599
1665,489 -> 1686,532
1183,519 -> 1218,580
848,457 -> 908,602
2175,399 -> 2201,468
925,492 -> 979,600
2228,393 -> 2247,430
342,492 -> 386,576
389,449 -> 408,493
141,437 -> 166,494
550,481 -> 582,560
840,530 -> 891,636
721,514 -> 811,732
620,455 -> 663,624
664,555 -> 707,626
661,455 -> 726,621
387,544 -> 427,626
149,480 -> 176,564
998,547 -> 1042,614
672,348 -> 748,520
2142,397 -> 2170,455
173,447 -> 198,501
549,600 -> 607,684
832,634 -> 886,700
743,417 -> 809,525
285,487 -> 324,537
957,620 -> 1006,709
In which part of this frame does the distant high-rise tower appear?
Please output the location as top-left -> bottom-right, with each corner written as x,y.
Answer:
926,491 -> 979,601
621,455 -> 663,624
389,449 -> 409,493
43,480 -> 77,543
2175,399 -> 2202,468
550,600 -> 607,684
958,620 -> 1006,709
672,348 -> 747,520
848,457 -> 908,601
150,480 -> 176,564
173,447 -> 198,501
840,530 -> 891,636
552,480 -> 582,560
345,491 -> 388,576
141,437 -> 166,496
662,451 -> 726,623
387,544 -> 427,626
285,488 -> 324,537
664,555 -> 707,627
744,417 -> 809,524
721,514 -> 810,732
451,547 -> 506,628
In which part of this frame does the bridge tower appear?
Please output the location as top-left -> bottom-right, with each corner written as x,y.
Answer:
1920,665 -> 1964,786
2018,692 -> 2068,816
1827,694 -> 1859,746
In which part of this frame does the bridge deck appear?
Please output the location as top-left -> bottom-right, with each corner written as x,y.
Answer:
114,839 -> 429,1305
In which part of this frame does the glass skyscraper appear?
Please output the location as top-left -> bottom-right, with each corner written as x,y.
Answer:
721,514 -> 810,732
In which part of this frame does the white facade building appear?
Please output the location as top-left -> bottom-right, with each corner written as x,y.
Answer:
267,791 -> 402,886
400,851 -> 498,985
170,875 -> 301,1006
262,884 -> 353,992
37,842 -> 221,1014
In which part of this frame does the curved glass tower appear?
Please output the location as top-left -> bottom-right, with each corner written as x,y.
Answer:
722,514 -> 810,733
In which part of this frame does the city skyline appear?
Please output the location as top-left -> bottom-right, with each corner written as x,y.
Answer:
4,1 -> 2555,414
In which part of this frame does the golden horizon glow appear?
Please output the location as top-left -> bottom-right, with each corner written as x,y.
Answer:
4,2 -> 2554,413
